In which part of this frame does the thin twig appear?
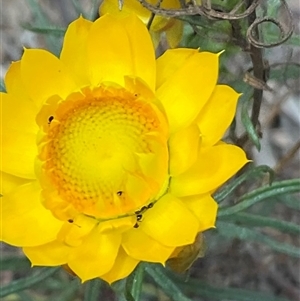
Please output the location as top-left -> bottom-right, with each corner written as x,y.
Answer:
137,0 -> 260,20
237,1 -> 266,147
246,0 -> 294,48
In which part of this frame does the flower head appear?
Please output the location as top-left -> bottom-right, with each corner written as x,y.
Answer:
0,14 -> 247,283
100,0 -> 186,48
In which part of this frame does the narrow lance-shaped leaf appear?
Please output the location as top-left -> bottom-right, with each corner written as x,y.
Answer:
240,91 -> 261,151
220,211 -> 300,235
216,221 -> 300,258
174,274 -> 291,301
219,179 -> 300,216
0,267 -> 60,298
84,279 -> 103,301
214,164 -> 274,203
145,264 -> 193,301
125,263 -> 145,301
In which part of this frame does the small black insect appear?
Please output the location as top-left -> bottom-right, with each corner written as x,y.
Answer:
48,116 -> 54,124
135,206 -> 146,215
117,191 -> 123,196
68,219 -> 74,223
133,202 -> 154,228
147,203 -> 153,209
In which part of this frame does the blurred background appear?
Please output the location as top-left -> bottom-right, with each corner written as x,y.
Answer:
1,0 -> 299,300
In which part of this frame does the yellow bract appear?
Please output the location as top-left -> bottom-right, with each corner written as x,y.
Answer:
100,0 -> 185,48
0,14 -> 248,283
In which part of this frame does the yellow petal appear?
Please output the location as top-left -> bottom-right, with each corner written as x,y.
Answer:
0,181 -> 63,246
100,0 -> 151,21
20,49 -> 77,107
170,144 -> 249,197
100,247 -> 139,284
166,19 -> 183,48
87,14 -> 155,90
156,48 -> 198,89
1,93 -> 38,178
197,85 -> 240,147
1,123 -> 36,179
169,123 -> 201,176
183,194 -> 218,231
68,227 -> 121,282
57,216 -> 98,247
122,228 -> 174,263
140,194 -> 199,246
4,61 -> 32,100
1,91 -> 37,134
157,52 -> 219,132
60,16 -> 93,87
1,129 -> 36,179
1,171 -> 30,195
23,240 -> 70,266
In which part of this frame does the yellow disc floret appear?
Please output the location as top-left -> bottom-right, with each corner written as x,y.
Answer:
37,85 -> 169,220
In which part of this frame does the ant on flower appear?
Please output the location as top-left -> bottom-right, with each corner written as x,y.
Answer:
133,203 -> 154,228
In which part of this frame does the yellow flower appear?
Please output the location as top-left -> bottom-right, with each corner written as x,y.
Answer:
0,14 -> 248,284
100,0 -> 187,48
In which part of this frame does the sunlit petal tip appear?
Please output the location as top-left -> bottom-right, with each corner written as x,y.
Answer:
171,144 -> 248,197
217,49 -> 225,56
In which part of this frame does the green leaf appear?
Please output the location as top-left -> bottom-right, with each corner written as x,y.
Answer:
89,0 -> 101,20
125,263 -> 145,301
220,211 -> 300,235
216,221 -> 300,258
214,165 -> 274,203
111,279 -> 128,301
0,267 -> 60,298
17,292 -> 35,301
72,0 -> 87,18
182,20 -> 231,52
57,279 -> 80,301
175,275 -> 291,301
83,279 -> 103,301
279,194 -> 300,211
145,264 -> 193,301
218,179 -> 300,216
240,91 -> 261,150
22,24 -> 66,36
25,0 -> 62,56
269,62 -> 300,82
0,256 -> 31,271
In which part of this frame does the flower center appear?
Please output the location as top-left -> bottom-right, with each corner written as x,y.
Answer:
38,86 -> 168,220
